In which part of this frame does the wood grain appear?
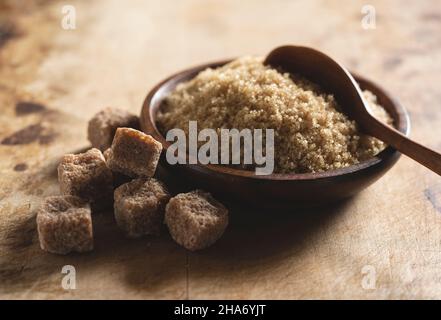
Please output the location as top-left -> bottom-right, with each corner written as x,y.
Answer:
1,0 -> 441,299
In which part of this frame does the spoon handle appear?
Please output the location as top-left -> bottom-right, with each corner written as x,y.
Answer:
371,119 -> 441,175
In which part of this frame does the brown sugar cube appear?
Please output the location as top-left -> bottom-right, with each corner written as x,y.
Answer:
114,178 -> 170,238
58,148 -> 113,206
165,190 -> 228,251
103,148 -> 131,188
37,195 -> 93,254
106,128 -> 162,177
88,107 -> 139,151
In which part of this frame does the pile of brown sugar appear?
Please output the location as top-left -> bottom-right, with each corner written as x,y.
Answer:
157,57 -> 393,173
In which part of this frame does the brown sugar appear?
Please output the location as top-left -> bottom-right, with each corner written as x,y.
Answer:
106,128 -> 162,177
58,148 -> 113,206
164,190 -> 228,251
157,57 -> 393,173
87,107 -> 139,151
36,195 -> 93,254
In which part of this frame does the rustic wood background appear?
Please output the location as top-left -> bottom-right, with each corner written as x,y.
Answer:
1,0 -> 441,299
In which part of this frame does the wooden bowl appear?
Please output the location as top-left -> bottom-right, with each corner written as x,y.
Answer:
140,60 -> 410,208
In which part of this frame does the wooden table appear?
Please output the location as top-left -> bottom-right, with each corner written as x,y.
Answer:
1,0 -> 441,299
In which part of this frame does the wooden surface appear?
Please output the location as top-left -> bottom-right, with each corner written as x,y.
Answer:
1,0 -> 441,299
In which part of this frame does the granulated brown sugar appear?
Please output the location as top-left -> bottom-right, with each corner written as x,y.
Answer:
157,57 -> 393,173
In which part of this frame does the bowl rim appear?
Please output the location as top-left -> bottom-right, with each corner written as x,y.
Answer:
141,59 -> 410,181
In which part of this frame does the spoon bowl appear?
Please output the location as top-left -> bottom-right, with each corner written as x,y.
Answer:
264,45 -> 374,127
265,45 -> 441,176
141,59 -> 410,208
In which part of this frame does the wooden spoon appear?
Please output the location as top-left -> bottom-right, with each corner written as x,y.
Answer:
264,45 -> 441,176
